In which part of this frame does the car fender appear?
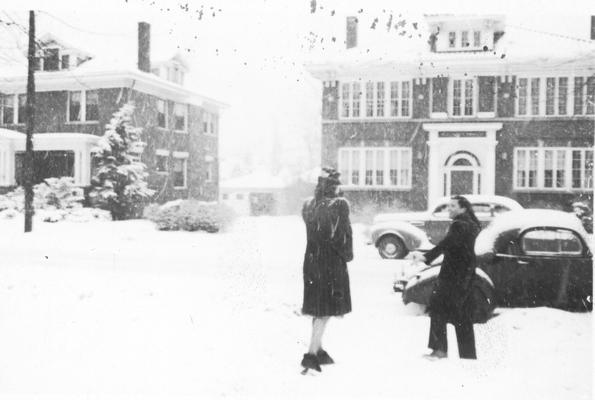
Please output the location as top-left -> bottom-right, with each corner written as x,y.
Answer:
371,221 -> 427,252
402,266 -> 495,306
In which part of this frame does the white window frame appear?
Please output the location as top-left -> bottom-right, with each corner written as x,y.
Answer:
156,99 -> 168,129
0,94 -> 20,125
513,147 -> 593,191
340,80 -> 411,120
155,149 -> 169,174
337,147 -> 412,189
449,77 -> 477,117
173,103 -> 188,133
172,151 -> 188,189
516,75 -> 582,117
66,90 -> 99,123
203,112 -> 217,135
573,76 -> 595,115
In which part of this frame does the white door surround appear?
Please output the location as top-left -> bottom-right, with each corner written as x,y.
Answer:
424,122 -> 502,206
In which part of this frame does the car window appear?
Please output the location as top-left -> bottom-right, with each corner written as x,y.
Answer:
472,203 -> 493,217
432,203 -> 448,217
492,204 -> 511,214
521,229 -> 583,256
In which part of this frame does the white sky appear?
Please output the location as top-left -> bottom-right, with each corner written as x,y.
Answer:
1,0 -> 594,179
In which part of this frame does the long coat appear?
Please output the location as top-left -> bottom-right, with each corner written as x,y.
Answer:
301,196 -> 353,317
424,212 -> 481,323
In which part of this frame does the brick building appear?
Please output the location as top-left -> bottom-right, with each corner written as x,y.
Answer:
0,22 -> 224,202
308,14 -> 594,211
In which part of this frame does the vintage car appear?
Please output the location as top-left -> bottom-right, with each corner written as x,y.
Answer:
369,195 -> 524,259
394,209 -> 593,322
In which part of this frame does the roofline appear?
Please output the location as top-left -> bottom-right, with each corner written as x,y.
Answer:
0,68 -> 228,109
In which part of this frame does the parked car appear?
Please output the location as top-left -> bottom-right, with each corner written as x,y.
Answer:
370,195 -> 524,259
394,209 -> 593,322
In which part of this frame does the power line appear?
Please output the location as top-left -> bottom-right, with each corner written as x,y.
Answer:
503,24 -> 594,44
38,10 -> 130,37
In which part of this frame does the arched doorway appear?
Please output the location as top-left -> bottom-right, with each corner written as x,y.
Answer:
443,151 -> 481,196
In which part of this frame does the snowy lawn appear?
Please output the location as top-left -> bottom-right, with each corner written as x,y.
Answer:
0,216 -> 592,400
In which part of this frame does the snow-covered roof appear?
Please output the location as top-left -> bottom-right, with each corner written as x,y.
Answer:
306,14 -> 595,78
476,209 -> 590,255
220,172 -> 291,191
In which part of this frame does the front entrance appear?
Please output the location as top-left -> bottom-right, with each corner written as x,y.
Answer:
424,122 -> 502,205
444,151 -> 481,196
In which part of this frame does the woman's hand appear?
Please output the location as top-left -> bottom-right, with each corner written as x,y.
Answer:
410,251 -> 427,264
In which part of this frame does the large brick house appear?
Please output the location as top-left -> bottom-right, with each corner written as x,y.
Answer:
0,22 -> 224,202
308,14 -> 594,211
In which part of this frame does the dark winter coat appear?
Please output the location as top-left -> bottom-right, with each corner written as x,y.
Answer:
424,212 -> 481,323
301,196 -> 353,317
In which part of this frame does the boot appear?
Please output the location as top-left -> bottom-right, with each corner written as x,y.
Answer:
301,353 -> 321,372
423,349 -> 448,360
316,349 -> 334,365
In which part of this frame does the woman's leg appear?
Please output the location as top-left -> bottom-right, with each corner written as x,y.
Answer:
308,317 -> 330,354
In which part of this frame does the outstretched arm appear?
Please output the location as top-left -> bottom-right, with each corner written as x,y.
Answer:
422,220 -> 463,265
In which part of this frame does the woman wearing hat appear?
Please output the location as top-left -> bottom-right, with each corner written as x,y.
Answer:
300,168 -> 353,373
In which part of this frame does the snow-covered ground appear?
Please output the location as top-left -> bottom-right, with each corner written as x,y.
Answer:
0,216 -> 592,400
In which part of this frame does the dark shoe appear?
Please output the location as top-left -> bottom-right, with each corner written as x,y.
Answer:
316,349 -> 334,365
301,353 -> 321,372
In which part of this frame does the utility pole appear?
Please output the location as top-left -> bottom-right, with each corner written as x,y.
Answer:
24,10 -> 35,232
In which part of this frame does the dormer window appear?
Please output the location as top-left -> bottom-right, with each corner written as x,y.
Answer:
473,31 -> 481,47
461,31 -> 469,47
448,32 -> 456,48
426,15 -> 504,53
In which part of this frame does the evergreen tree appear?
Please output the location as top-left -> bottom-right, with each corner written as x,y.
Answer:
89,103 -> 154,220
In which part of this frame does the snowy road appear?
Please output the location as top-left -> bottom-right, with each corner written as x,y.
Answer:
0,216 -> 592,399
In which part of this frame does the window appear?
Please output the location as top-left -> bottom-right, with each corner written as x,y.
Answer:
236,193 -> 244,200
155,153 -> 168,173
451,79 -> 474,116
574,77 -> 584,114
376,82 -> 385,117
389,81 -> 410,117
1,95 -> 14,124
518,78 -> 528,115
206,161 -> 214,182
522,229 -> 583,256
546,78 -> 556,115
85,90 -> 99,121
173,103 -> 187,131
339,82 -> 363,118
68,90 -> 98,122
401,82 -> 410,117
203,112 -> 216,134
573,76 -> 595,115
172,156 -> 187,188
473,31 -> 481,47
448,32 -> 456,48
530,78 -> 540,115
61,54 -> 70,70
572,149 -> 593,189
352,82 -> 361,117
222,193 -> 229,200
43,48 -> 60,71
515,147 -> 593,191
587,77 -> 595,115
341,83 -> 350,117
558,77 -> 568,115
157,99 -> 167,128
366,81 -> 374,117
338,147 -> 412,188
17,94 -> 26,124
461,31 -> 469,47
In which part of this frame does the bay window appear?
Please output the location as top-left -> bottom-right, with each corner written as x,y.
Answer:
338,147 -> 412,189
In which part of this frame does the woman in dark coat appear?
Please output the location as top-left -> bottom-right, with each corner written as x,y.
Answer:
300,168 -> 353,372
412,195 -> 481,359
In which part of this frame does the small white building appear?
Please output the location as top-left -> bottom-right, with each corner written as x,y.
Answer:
220,172 -> 291,216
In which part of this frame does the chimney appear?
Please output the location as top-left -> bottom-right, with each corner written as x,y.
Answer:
346,16 -> 358,49
138,22 -> 151,72
591,16 -> 595,40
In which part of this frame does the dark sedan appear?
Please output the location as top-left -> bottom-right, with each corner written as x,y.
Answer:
395,209 -> 593,322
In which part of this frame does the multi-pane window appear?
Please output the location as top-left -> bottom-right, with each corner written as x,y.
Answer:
206,161 -> 214,182
173,156 -> 187,188
530,78 -> 540,115
461,31 -> 469,47
448,32 -> 456,48
473,31 -> 481,47
574,77 -> 584,115
571,76 -> 595,115
155,153 -> 168,173
338,147 -> 412,188
157,99 -> 167,128
587,77 -> 595,115
17,94 -> 26,124
1,95 -> 14,124
518,78 -> 528,115
451,79 -> 474,116
173,103 -> 187,131
68,90 -> 98,122
85,90 -> 99,121
341,83 -> 350,118
515,147 -> 593,190
572,149 -> 593,189
546,78 -> 556,115
366,82 -> 374,117
376,82 -> 385,117
203,112 -> 216,134
352,82 -> 361,117
558,77 -> 568,115
342,81 -> 409,118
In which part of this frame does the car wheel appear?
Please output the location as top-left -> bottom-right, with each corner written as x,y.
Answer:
377,235 -> 407,259
471,282 -> 496,324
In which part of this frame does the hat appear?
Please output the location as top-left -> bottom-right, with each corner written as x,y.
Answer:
320,167 -> 342,186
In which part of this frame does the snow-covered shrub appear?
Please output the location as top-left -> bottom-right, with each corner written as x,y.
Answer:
89,103 -> 155,220
0,177 -> 83,212
145,200 -> 235,233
